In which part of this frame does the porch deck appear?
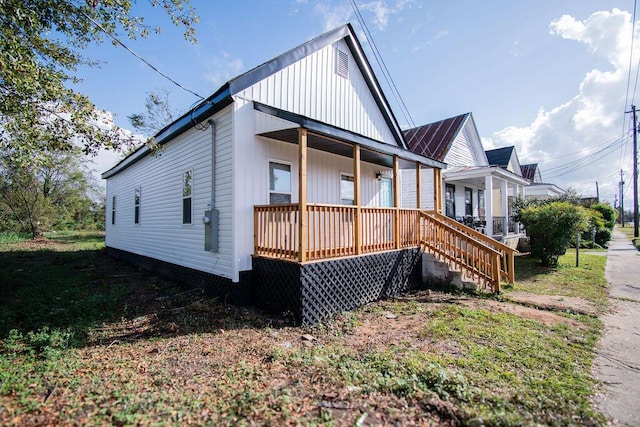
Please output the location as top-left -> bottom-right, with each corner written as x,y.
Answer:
254,204 -> 516,292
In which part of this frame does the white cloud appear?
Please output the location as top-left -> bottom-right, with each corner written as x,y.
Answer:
315,0 -> 412,33
484,8 -> 637,204
204,51 -> 244,89
314,2 -> 352,32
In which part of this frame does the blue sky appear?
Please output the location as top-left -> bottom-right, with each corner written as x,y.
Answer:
83,0 -> 635,206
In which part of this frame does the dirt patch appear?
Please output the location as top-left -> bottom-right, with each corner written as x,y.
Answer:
506,292 -> 600,316
394,290 -> 582,327
463,299 -> 582,327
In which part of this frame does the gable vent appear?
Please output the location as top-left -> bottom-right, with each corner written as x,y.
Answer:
336,48 -> 349,78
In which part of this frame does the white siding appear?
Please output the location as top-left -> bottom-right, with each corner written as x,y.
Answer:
401,168 -> 435,210
237,39 -> 397,145
444,125 -> 488,167
105,106 -> 234,279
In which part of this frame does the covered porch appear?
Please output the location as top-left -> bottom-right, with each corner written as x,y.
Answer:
251,104 -> 515,294
443,166 -> 529,245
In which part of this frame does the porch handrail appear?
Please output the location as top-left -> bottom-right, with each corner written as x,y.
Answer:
254,204 -> 511,292
419,211 -> 503,292
422,210 -> 516,285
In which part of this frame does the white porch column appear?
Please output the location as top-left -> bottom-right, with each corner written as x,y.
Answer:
500,179 -> 508,235
484,175 -> 493,236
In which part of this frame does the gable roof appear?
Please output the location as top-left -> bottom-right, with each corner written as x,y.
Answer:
103,24 -> 408,179
520,163 -> 539,181
485,146 -> 515,168
402,113 -> 470,162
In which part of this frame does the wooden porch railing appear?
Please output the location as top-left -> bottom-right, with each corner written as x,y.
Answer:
423,211 -> 516,285
254,204 -> 510,292
418,211 -> 502,292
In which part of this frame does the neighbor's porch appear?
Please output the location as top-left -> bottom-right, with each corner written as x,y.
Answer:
443,166 -> 530,245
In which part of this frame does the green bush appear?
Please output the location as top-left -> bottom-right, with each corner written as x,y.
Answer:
520,202 -> 589,267
590,203 -> 617,230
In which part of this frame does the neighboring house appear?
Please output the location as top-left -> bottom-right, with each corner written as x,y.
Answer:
102,25 -> 513,325
402,114 -> 529,247
520,163 -> 565,199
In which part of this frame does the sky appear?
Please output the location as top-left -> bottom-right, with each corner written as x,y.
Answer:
79,0 -> 638,208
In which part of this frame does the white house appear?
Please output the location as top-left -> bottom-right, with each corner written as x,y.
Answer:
402,113 -> 530,247
103,25 -> 513,324
520,163 -> 565,199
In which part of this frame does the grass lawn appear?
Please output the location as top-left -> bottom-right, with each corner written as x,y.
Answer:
0,233 -> 606,426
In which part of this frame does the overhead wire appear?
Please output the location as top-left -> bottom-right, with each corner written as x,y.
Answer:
80,8 -> 205,100
620,0 -> 637,169
347,0 -> 416,130
544,135 -> 627,179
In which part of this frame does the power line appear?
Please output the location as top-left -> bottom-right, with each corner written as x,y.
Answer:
621,0 -> 637,169
544,135 -> 626,179
81,10 -> 205,100
347,0 -> 415,129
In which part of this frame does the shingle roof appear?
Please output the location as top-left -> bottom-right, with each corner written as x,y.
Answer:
520,163 -> 538,181
402,113 -> 470,162
485,146 -> 515,168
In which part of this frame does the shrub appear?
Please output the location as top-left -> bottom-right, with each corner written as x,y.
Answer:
590,203 -> 617,230
520,202 -> 589,267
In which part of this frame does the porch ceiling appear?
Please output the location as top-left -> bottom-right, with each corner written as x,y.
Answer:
259,128 -> 406,168
254,102 -> 446,170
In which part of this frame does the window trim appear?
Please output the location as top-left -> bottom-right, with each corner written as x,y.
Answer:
182,169 -> 193,225
464,187 -> 473,217
268,160 -> 292,205
111,195 -> 116,225
445,184 -> 456,218
134,186 -> 141,224
339,172 -> 355,206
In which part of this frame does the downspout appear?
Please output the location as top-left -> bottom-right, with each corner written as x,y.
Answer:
203,119 -> 219,252
209,120 -> 216,210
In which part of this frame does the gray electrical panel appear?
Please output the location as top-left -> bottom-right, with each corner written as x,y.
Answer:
203,209 -> 219,252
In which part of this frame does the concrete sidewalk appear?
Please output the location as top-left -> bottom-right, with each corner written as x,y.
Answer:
593,228 -> 640,426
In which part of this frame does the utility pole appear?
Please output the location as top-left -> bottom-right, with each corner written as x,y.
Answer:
619,169 -> 625,227
596,181 -> 599,202
633,105 -> 639,238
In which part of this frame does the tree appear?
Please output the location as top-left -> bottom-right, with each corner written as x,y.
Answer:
520,202 -> 589,267
0,147 -> 103,238
128,88 -> 178,137
0,0 -> 198,162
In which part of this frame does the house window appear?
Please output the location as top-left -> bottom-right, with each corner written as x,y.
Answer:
336,47 -> 349,78
445,184 -> 455,218
134,187 -> 141,224
478,190 -> 485,218
340,174 -> 354,205
269,162 -> 291,204
111,196 -> 116,225
465,187 -> 473,216
182,170 -> 192,224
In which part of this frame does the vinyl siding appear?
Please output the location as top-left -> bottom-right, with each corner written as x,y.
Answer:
236,39 -> 396,145
400,168 -> 435,210
105,106 -> 234,279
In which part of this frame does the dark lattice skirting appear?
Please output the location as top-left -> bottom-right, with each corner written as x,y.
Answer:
253,248 -> 423,325
106,247 -> 236,301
